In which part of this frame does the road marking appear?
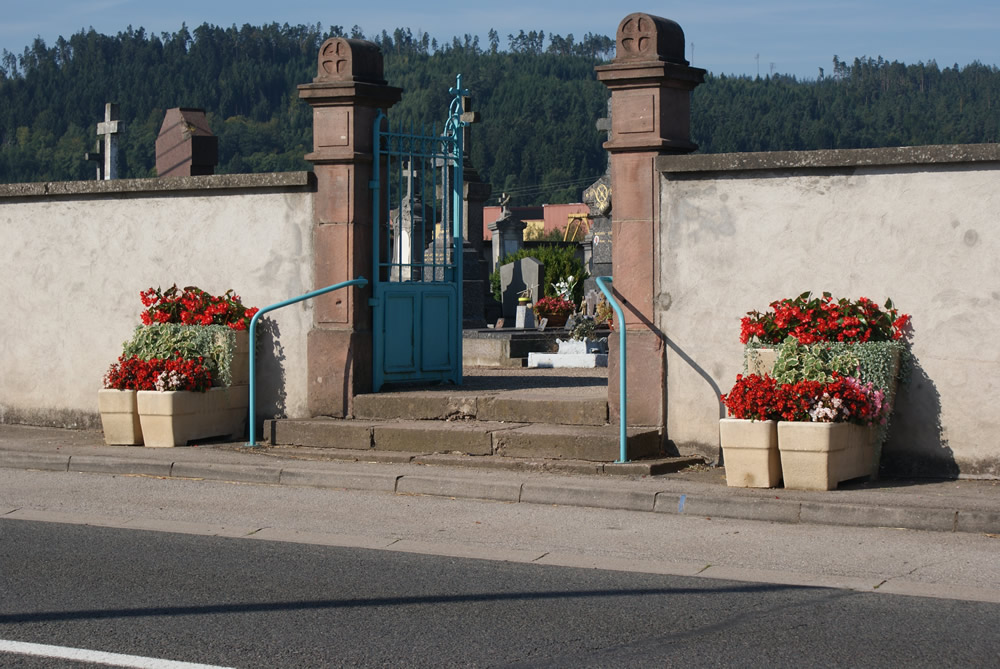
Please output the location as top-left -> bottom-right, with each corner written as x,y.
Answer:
0,639 -> 234,669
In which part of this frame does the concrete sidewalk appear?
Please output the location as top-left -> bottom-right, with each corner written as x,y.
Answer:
1,423 -> 998,535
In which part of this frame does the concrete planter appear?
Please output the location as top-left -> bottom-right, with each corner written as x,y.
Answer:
98,389 -> 143,445
719,418 -> 781,488
137,385 -> 248,447
778,422 -> 876,490
227,330 -> 250,386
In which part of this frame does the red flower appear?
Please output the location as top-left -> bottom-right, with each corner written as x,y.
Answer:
740,292 -> 911,345
138,285 -> 259,330
104,352 -> 212,391
721,374 -> 783,421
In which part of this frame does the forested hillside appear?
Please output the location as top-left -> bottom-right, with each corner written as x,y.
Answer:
2,23 -> 998,204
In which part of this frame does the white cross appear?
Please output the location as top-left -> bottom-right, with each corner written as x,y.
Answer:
96,103 -> 121,180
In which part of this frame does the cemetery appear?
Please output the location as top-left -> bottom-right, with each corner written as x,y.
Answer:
1,13 -> 998,480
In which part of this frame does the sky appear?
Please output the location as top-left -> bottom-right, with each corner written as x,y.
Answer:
2,0 -> 999,80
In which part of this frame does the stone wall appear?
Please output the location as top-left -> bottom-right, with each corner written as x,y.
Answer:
0,173 -> 316,429
656,144 -> 1000,477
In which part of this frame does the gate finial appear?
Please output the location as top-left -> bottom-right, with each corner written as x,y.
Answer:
446,74 -> 471,136
314,38 -> 387,84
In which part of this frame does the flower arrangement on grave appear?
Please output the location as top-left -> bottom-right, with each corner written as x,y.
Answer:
740,291 -> 910,346
570,315 -> 598,341
551,275 -> 577,302
103,353 -> 213,392
140,284 -> 259,331
533,296 -> 575,321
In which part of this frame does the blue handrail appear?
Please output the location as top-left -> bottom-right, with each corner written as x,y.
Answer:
595,276 -> 628,463
246,277 -> 369,447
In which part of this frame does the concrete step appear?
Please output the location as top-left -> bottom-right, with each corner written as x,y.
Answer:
264,418 -> 661,462
352,392 -> 609,426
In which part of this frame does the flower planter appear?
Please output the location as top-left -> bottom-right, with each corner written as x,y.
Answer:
98,389 -> 143,445
227,330 -> 250,386
137,385 -> 248,447
541,313 -> 569,328
719,418 -> 781,488
777,422 -> 876,490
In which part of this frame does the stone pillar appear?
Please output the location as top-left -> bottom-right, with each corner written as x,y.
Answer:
461,155 -> 492,329
298,39 -> 401,417
595,14 -> 704,433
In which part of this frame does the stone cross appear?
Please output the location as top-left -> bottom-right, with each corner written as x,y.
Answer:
96,103 -> 121,180
84,141 -> 104,180
459,96 -> 480,156
401,161 -> 417,202
596,98 -> 612,171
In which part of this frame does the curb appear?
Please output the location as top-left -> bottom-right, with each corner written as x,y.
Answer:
2,449 -> 997,535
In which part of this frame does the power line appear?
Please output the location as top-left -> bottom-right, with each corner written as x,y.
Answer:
493,174 -> 602,200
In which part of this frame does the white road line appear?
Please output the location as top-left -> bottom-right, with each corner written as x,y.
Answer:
0,639 -> 235,669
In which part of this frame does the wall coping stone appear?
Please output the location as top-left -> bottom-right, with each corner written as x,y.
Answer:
0,171 -> 315,201
656,144 -> 1000,175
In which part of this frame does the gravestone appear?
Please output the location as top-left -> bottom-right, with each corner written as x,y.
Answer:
488,192 -> 527,272
582,99 -> 613,292
389,163 -> 434,281
499,257 -> 544,323
584,289 -> 600,317
156,108 -> 218,177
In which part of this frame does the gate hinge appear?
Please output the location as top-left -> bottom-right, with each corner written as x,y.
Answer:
368,180 -> 377,189
368,298 -> 379,307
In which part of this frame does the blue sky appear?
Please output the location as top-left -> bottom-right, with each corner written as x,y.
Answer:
2,0 -> 998,80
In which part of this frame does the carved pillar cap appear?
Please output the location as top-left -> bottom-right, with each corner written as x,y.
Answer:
315,38 -> 386,84
615,13 -> 687,65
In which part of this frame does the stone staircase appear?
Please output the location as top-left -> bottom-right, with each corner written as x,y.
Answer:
263,368 -> 668,464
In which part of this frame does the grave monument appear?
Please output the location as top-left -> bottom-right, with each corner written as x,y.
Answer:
582,98 -> 614,293
156,108 -> 219,177
84,103 -> 122,180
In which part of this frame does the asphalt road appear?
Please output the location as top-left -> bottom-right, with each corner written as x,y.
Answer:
3,468 -> 1000,602
2,518 -> 999,668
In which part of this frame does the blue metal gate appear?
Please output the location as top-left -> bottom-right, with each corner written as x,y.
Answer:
371,75 -> 468,391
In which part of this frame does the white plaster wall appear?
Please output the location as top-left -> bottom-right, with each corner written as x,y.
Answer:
0,187 -> 314,427
658,164 -> 1000,476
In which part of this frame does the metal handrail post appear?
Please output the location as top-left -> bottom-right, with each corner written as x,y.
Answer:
447,74 -> 469,386
247,277 -> 369,447
595,276 -> 627,463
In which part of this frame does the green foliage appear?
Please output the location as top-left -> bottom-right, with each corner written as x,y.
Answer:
121,324 -> 236,386
488,244 -> 588,305
768,336 -> 905,394
771,336 -> 860,384
693,57 -> 1000,153
0,24 -> 610,205
3,26 -> 999,207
